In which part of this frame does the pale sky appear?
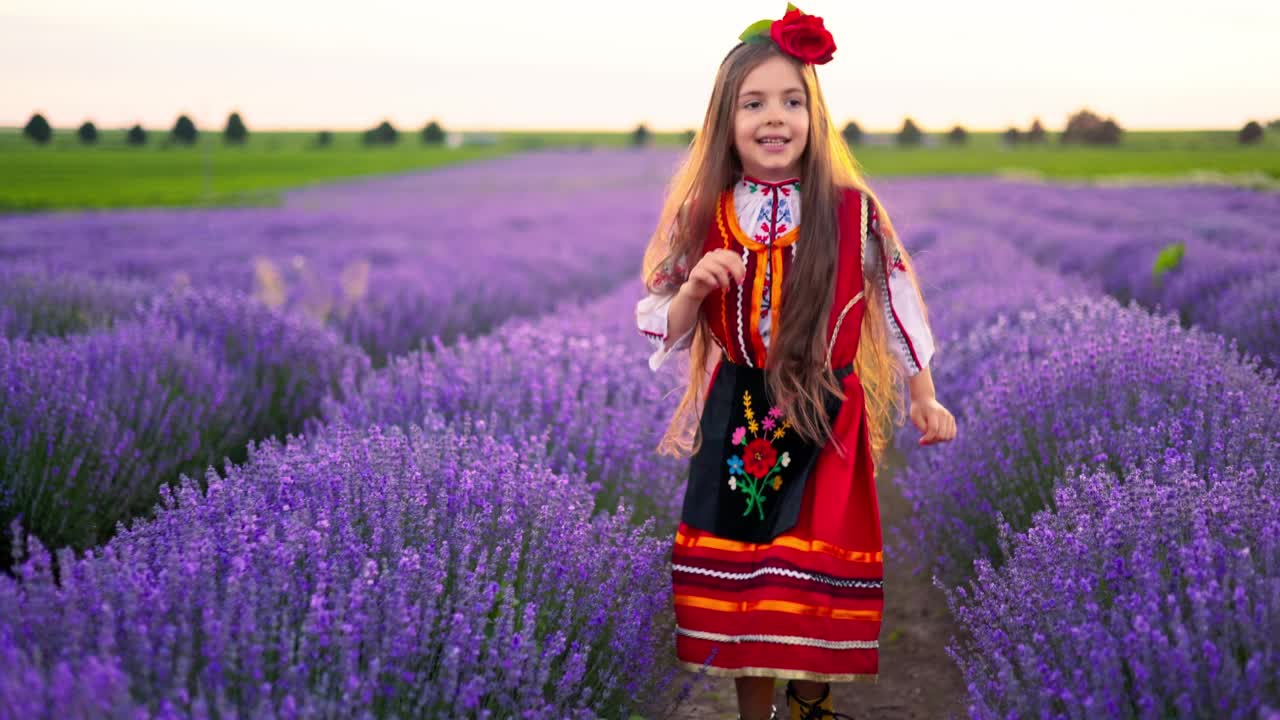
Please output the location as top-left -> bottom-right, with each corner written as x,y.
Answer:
2,0 -> 1277,132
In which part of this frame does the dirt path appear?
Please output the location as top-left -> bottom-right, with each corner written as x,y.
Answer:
656,448 -> 968,720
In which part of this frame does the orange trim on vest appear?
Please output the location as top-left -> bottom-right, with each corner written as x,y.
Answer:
723,191 -> 801,250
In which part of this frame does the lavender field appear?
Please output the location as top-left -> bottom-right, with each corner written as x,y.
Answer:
1,150 -> 1277,718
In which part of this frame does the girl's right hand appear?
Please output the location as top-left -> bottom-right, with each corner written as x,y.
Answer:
680,249 -> 746,300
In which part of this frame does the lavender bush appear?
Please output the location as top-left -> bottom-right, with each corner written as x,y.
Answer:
892,294 -> 1280,584
943,453 -> 1280,719
322,281 -> 691,526
1,282 -> 368,557
0,264 -> 150,339
0,418 -> 677,719
136,285 -> 371,443
895,225 -> 1095,352
1211,268 -> 1280,367
0,319 -> 250,555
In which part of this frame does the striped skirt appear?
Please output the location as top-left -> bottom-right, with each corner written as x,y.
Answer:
670,387 -> 883,682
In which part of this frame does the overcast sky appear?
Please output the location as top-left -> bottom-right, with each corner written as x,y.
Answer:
3,0 -> 1277,132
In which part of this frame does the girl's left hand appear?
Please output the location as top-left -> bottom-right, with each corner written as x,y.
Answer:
910,397 -> 957,446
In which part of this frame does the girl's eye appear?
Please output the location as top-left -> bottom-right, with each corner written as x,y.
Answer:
742,98 -> 804,110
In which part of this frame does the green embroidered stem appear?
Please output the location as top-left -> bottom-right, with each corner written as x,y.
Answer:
734,460 -> 787,521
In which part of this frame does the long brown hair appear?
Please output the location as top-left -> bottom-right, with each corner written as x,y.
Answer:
641,40 -> 933,468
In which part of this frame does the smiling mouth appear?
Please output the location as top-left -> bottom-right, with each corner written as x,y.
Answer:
757,137 -> 789,145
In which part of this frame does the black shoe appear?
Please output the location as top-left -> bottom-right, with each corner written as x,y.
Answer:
785,680 -> 855,720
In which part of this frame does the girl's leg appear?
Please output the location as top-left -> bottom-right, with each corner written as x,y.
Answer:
734,676 -> 777,720
789,679 -> 828,702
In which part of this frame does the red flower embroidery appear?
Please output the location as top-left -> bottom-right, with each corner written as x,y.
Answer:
742,438 -> 778,478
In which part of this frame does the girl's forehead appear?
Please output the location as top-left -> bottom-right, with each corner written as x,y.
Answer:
738,57 -> 806,96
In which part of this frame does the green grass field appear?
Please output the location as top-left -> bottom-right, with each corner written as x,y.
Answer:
2,127 -> 1277,213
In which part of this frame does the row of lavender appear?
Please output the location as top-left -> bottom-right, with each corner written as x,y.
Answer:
872,186 -> 1280,717
2,422 -> 676,719
1,270 -> 369,555
0,149 -> 683,364
886,177 -> 1280,366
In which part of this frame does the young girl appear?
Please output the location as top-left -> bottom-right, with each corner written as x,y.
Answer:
635,6 -> 957,720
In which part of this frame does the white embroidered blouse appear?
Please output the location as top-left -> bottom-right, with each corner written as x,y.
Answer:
635,174 -> 935,375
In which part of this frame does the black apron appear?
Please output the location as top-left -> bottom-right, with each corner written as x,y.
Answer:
681,359 -> 855,543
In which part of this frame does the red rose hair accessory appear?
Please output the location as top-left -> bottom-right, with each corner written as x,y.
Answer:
738,3 -> 837,66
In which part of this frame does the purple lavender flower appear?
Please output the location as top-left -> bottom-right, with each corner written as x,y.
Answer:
0,419 -> 677,717
1,318 -> 251,554
943,454 -> 1280,718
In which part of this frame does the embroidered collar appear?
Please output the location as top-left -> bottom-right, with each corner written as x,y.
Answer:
739,174 -> 801,194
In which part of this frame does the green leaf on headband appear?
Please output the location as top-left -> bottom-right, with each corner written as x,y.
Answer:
738,18 -> 773,42
787,2 -> 802,12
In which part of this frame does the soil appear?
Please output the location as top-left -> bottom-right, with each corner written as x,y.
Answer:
651,448 -> 969,720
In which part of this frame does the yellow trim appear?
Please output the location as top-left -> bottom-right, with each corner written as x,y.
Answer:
771,248 -> 785,344
675,527 -> 884,564
676,661 -> 880,683
675,594 -> 883,622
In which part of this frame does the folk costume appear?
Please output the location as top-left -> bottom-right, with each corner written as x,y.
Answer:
634,7 -> 937,716
636,174 -> 935,687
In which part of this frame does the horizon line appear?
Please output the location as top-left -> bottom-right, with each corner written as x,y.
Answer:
2,123 -> 1271,135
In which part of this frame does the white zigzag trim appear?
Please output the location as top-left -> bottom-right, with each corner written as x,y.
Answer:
672,563 -> 882,589
738,244 -> 753,368
676,626 -> 879,650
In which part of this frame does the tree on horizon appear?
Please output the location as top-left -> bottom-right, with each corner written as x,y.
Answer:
224,111 -> 249,145
170,114 -> 199,145
23,113 -> 52,145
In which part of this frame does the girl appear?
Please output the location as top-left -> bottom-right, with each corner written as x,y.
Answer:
634,6 -> 957,720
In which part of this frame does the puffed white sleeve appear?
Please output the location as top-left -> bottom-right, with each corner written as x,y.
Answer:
636,291 -> 695,371
865,211 -> 935,376
636,251 -> 693,372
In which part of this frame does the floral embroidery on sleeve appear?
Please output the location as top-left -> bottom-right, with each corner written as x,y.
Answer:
889,246 -> 906,274
649,254 -> 689,294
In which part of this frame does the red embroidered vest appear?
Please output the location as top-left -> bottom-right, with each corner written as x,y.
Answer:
700,186 -> 869,374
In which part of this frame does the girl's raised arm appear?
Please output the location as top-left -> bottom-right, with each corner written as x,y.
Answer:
636,252 -> 695,371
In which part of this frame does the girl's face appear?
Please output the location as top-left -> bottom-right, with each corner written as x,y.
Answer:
732,55 -> 810,182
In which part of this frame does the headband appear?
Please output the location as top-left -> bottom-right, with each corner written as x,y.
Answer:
738,3 -> 837,66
